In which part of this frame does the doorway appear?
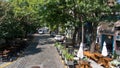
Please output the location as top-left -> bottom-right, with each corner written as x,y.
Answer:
101,34 -> 114,53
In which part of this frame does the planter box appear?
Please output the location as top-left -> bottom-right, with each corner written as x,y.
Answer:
59,50 -> 62,55
65,58 -> 74,65
61,53 -> 65,59
56,47 -> 60,53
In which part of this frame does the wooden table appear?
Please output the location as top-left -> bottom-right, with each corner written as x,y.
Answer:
98,56 -> 112,68
94,52 -> 103,63
84,51 -> 98,62
79,60 -> 92,68
94,52 -> 103,58
83,51 -> 92,58
103,57 -> 113,62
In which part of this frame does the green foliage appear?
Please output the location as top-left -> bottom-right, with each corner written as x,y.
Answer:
54,42 -> 59,47
113,51 -> 118,59
0,0 -> 118,42
0,1 -> 25,39
0,20 -> 25,39
64,51 -> 74,60
0,0 -> 41,40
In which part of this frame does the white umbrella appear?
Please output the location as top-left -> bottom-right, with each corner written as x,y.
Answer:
77,42 -> 84,59
96,38 -> 98,43
102,41 -> 108,56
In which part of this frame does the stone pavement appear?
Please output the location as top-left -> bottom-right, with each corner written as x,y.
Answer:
2,33 -> 106,68
5,34 -> 64,68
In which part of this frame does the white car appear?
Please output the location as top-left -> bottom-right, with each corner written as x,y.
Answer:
54,35 -> 65,42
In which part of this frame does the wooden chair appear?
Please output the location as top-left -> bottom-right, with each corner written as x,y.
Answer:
93,52 -> 113,68
95,43 -> 100,52
79,60 -> 92,68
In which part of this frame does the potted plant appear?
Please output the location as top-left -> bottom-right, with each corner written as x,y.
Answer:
54,42 -> 61,52
64,51 -> 74,66
61,49 -> 67,59
59,45 -> 65,55
54,42 -> 59,50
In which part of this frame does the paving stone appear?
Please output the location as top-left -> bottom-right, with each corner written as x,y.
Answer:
6,34 -> 64,68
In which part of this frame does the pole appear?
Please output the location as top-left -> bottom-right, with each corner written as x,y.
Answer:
82,22 -> 84,43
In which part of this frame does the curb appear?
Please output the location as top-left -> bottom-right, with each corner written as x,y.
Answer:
0,62 -> 12,68
59,55 -> 68,68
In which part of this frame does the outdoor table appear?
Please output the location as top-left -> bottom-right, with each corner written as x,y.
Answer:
79,60 -> 92,68
94,52 -> 103,58
94,52 -> 103,63
83,51 -> 97,62
99,57 -> 113,68
83,51 -> 92,58
103,57 -> 113,62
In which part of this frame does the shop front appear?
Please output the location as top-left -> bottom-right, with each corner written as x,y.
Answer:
101,33 -> 114,54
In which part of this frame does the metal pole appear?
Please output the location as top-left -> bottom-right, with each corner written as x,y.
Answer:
82,23 -> 84,43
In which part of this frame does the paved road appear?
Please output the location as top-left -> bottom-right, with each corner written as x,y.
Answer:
6,34 -> 64,68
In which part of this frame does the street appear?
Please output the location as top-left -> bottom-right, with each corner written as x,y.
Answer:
5,34 -> 64,68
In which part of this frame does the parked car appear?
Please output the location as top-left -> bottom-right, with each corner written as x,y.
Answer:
38,29 -> 44,34
50,32 -> 56,37
54,35 -> 65,42
38,27 -> 49,34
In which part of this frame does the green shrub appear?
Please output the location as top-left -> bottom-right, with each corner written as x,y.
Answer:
54,42 -> 59,47
64,51 -> 74,61
113,51 -> 117,59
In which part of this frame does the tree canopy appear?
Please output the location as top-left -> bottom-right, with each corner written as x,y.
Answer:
0,0 -> 120,48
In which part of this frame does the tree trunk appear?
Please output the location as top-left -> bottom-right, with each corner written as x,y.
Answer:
72,27 -> 79,46
90,22 -> 98,53
77,27 -> 81,45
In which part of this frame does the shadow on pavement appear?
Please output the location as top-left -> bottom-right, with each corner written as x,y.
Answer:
22,34 -> 54,57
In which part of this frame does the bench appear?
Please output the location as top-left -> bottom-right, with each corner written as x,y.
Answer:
84,51 -> 98,62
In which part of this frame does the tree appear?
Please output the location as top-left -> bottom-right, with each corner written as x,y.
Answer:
0,0 -> 43,44
10,0 -> 44,36
40,0 -> 111,52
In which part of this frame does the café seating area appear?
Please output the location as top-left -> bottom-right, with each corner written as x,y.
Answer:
0,40 -> 28,62
75,60 -> 92,68
83,51 -> 113,68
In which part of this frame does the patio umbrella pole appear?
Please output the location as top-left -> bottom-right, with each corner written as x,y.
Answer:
82,22 -> 84,44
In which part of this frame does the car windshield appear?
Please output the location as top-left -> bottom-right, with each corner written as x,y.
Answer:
56,35 -> 61,37
39,30 -> 42,31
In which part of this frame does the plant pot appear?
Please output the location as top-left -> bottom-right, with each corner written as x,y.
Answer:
61,53 -> 65,59
59,50 -> 62,55
65,58 -> 74,65
56,47 -> 60,52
